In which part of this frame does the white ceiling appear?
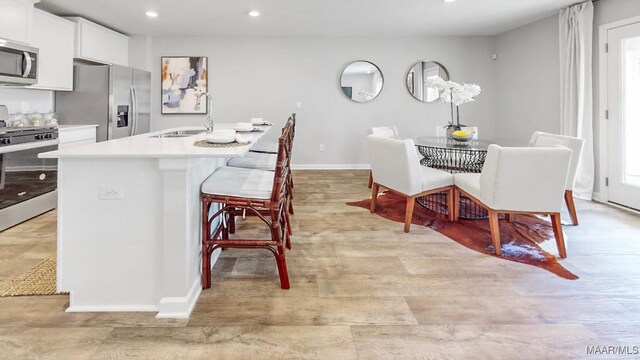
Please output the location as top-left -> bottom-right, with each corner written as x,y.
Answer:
37,0 -> 578,37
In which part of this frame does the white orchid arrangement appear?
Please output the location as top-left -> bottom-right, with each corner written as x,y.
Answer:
424,76 -> 482,129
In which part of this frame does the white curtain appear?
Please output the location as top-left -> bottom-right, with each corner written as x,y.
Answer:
559,1 -> 594,200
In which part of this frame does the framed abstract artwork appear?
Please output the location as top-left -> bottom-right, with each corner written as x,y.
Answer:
161,56 -> 208,114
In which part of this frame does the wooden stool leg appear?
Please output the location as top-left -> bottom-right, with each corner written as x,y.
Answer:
201,199 -> 212,289
367,170 -> 373,189
285,210 -> 292,237
288,199 -> 295,215
506,214 -> 515,223
404,196 -> 415,233
488,210 -> 502,256
274,245 -> 290,289
551,213 -> 567,258
564,190 -> 579,226
370,183 -> 380,213
228,210 -> 236,234
202,246 -> 211,289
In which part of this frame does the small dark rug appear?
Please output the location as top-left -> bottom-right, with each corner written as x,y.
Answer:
347,192 -> 578,280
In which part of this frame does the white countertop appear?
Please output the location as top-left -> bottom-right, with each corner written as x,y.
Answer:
57,124 -> 99,130
40,124 -> 270,159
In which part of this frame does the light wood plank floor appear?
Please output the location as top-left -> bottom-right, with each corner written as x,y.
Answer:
0,170 -> 639,359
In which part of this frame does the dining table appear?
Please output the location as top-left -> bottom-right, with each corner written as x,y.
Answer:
413,136 -> 526,219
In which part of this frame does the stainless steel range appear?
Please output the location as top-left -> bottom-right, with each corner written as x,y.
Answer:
0,125 -> 59,231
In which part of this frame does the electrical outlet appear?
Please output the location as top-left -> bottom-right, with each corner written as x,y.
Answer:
99,185 -> 123,200
319,144 -> 325,152
20,101 -> 29,113
296,102 -> 303,109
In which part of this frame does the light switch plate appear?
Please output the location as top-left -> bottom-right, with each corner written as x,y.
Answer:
99,185 -> 123,200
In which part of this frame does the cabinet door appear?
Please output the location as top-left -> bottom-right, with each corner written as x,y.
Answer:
75,18 -> 129,66
58,127 -> 97,145
0,0 -> 34,44
30,9 -> 75,91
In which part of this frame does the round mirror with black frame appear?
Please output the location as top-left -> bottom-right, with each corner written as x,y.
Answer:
406,60 -> 449,102
340,61 -> 384,103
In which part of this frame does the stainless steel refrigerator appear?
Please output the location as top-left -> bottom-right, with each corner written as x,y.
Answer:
55,64 -> 151,142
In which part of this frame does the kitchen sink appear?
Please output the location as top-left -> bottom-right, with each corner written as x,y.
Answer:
150,130 -> 205,138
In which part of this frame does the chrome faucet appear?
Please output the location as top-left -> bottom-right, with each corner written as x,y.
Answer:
195,92 -> 214,132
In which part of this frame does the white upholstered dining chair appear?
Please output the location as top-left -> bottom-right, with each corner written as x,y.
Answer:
367,135 -> 454,233
367,126 -> 399,189
453,144 -> 572,257
529,131 -> 584,225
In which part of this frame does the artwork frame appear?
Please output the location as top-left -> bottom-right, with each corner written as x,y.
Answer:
161,56 -> 208,115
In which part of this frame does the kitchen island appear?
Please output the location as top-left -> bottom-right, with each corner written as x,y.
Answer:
40,124 -> 270,318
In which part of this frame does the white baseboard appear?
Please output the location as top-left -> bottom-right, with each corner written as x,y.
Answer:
292,164 -> 370,170
591,191 -> 605,203
66,304 -> 158,313
156,277 -> 202,319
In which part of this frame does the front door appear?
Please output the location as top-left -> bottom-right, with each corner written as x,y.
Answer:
608,22 -> 640,211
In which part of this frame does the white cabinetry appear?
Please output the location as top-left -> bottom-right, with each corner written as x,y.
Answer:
29,9 -> 74,91
66,17 -> 128,66
0,0 -> 36,44
58,125 -> 97,149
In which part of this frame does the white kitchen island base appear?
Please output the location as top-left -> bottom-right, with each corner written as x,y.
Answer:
42,125 -> 270,318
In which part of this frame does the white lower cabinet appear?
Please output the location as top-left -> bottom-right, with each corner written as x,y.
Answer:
58,126 -> 97,149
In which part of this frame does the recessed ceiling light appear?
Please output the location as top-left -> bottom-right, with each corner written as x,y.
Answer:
248,11 -> 260,17
145,11 -> 158,18
443,0 -> 456,2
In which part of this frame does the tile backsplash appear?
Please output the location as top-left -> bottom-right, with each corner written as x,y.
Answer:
0,88 -> 54,114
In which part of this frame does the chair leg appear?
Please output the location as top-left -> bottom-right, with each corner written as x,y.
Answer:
228,211 -> 236,234
488,209 -> 502,256
370,183 -> 380,213
447,187 -> 455,222
551,213 -> 567,258
506,214 -> 515,223
274,245 -> 290,289
367,170 -> 373,189
564,190 -> 579,226
288,198 -> 295,215
453,187 -> 460,222
201,199 -> 212,289
404,196 -> 415,233
202,247 -> 211,289
285,210 -> 292,236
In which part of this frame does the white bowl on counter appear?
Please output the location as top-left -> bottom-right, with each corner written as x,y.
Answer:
234,122 -> 254,132
206,129 -> 236,144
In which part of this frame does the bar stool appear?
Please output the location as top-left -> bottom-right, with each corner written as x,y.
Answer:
229,115 -> 296,220
200,128 -> 292,289
250,113 -> 296,155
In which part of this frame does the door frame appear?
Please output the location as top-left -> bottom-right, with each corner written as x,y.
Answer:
597,15 -> 640,205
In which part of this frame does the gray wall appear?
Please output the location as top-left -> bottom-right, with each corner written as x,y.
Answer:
494,0 -> 640,196
147,36 -> 498,167
494,16 -> 560,141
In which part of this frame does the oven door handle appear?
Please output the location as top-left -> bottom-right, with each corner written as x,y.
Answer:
22,52 -> 33,78
0,139 -> 59,155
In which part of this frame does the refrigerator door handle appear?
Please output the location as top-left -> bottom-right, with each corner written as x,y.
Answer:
133,86 -> 138,135
129,85 -> 136,136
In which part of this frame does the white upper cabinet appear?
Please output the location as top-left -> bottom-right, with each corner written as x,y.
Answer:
0,0 -> 37,44
66,17 -> 129,66
29,9 -> 74,90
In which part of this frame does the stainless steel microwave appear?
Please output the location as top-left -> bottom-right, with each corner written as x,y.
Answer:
0,40 -> 38,85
